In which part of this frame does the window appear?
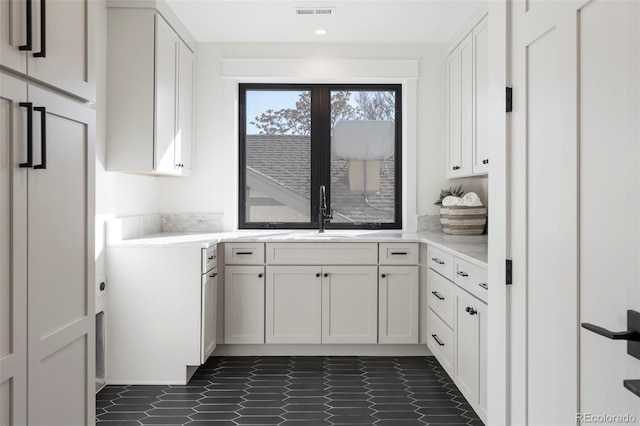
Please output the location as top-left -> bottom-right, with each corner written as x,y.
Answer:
239,84 -> 402,230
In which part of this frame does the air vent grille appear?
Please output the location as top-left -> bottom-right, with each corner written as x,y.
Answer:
294,7 -> 336,16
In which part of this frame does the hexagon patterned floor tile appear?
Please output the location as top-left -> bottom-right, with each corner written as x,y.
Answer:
96,356 -> 483,426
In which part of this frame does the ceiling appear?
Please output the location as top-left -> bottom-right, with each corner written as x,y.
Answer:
164,0 -> 486,44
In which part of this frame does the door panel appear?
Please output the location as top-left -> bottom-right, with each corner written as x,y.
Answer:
0,72 -> 28,426
579,0 -> 640,417
0,0 -> 28,74
510,0 -> 640,424
27,84 -> 94,425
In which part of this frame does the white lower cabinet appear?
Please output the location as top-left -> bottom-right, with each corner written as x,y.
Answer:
107,245 -> 216,384
322,266 -> 378,344
425,245 -> 487,424
224,265 -> 265,344
265,266 -> 322,343
454,286 -> 487,419
379,266 -> 419,344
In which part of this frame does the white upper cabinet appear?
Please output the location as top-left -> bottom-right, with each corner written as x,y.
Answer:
447,14 -> 489,178
106,7 -> 195,176
0,0 -> 96,102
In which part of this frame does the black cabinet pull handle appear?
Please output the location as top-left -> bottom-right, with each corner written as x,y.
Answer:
431,291 -> 445,301
209,273 -> 218,278
19,0 -> 33,51
479,282 -> 488,290
390,252 -> 407,256
33,106 -> 46,169
452,166 -> 460,170
431,257 -> 445,265
466,306 -> 477,316
457,271 -> 469,277
431,334 -> 445,346
236,251 -> 253,255
257,273 -> 263,278
33,0 -> 45,57
19,102 -> 33,168
208,255 -> 216,260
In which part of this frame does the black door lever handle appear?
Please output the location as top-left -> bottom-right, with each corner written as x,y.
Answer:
581,323 -> 640,341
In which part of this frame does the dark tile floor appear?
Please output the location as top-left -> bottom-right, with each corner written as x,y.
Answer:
96,356 -> 483,426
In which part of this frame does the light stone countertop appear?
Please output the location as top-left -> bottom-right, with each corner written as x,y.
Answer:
108,230 -> 488,267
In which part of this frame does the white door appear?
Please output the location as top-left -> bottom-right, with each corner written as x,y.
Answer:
510,0 -> 640,424
27,84 -> 95,425
321,265 -> 378,344
0,72 -> 28,426
265,266 -> 322,344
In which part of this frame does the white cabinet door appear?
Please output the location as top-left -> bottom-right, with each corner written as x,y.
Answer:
379,266 -> 419,344
224,265 -> 265,344
26,83 -> 95,425
477,299 -> 487,421
154,15 -> 179,174
265,266 -> 321,344
0,72 -> 28,426
454,286 -> 487,423
0,0 -> 95,102
201,270 -> 217,363
176,40 -> 194,175
472,16 -> 489,174
458,32 -> 473,177
321,265 -> 378,344
447,46 -> 461,177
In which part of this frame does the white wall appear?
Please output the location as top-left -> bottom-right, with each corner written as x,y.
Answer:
94,0 -> 162,279
157,42 -> 486,229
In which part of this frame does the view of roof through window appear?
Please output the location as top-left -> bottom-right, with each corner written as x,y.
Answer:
241,86 -> 400,228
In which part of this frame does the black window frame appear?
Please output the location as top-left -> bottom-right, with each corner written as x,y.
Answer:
239,83 -> 402,230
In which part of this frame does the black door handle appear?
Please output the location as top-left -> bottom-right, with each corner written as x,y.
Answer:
19,0 -> 33,51
33,106 -> 46,169
581,323 -> 640,341
33,0 -> 46,57
19,102 -> 33,168
582,310 -> 640,361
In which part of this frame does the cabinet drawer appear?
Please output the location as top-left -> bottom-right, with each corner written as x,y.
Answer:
427,269 -> 455,328
266,243 -> 378,265
454,258 -> 488,303
224,243 -> 265,265
427,245 -> 455,280
427,308 -> 454,376
379,243 -> 419,265
202,245 -> 217,273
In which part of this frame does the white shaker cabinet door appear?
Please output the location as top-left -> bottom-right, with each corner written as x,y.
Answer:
26,84 -> 95,425
379,266 -> 419,344
265,266 -> 322,344
224,265 -> 265,344
321,265 -> 378,344
201,270 -> 217,363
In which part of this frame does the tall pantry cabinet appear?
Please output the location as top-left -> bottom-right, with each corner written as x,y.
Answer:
0,0 -> 96,424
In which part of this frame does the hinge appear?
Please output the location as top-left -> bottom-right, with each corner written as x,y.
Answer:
506,259 -> 513,285
506,87 -> 513,112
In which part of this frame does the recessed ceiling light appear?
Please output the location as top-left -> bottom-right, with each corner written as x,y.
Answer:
315,29 -> 327,35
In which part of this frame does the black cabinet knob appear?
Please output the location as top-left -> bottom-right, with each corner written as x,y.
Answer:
99,282 -> 106,291
381,274 -> 386,278
315,273 -> 321,277
323,273 -> 328,278
466,306 -> 477,315
452,166 -> 461,171
482,159 -> 489,164
258,273 -> 263,278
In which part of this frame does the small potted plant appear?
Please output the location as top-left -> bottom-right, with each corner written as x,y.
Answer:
435,185 -> 487,235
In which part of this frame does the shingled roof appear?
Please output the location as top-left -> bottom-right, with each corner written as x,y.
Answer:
246,134 -> 396,224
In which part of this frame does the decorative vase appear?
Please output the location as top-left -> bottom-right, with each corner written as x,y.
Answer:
440,206 -> 487,235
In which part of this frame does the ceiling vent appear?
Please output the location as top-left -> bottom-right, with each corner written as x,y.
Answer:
294,7 -> 336,16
